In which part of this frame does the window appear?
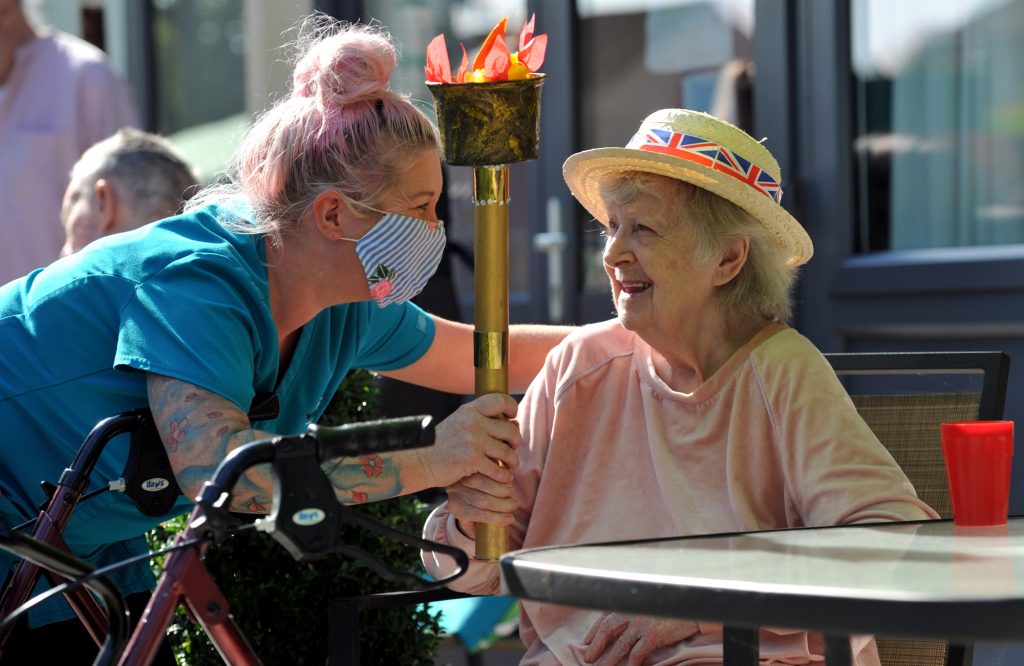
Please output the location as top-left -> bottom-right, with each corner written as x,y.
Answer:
852,0 -> 1024,252
151,0 -> 247,183
575,0 -> 755,295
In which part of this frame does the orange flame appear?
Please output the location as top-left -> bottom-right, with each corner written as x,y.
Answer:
425,14 -> 547,83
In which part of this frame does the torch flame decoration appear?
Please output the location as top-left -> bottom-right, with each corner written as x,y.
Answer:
426,14 -> 548,84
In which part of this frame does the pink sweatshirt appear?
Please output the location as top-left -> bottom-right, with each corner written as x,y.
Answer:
423,320 -> 938,665
0,30 -> 138,284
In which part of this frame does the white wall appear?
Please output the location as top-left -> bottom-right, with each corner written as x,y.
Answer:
244,0 -> 314,116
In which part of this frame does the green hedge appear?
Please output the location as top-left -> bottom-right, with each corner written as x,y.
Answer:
147,370 -> 442,664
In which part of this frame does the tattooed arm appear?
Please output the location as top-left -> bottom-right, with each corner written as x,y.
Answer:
146,373 -> 522,512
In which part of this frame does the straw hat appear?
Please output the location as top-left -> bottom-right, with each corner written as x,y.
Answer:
562,109 -> 813,266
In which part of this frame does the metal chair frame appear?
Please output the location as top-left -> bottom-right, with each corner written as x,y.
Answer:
823,351 -> 1009,421
823,350 -> 1011,666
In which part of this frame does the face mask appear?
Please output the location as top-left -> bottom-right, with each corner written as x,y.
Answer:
342,212 -> 446,307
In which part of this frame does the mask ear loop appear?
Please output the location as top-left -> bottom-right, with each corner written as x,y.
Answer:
337,195 -> 385,243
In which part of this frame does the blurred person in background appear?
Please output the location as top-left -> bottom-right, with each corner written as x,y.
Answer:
0,0 -> 138,284
60,127 -> 199,256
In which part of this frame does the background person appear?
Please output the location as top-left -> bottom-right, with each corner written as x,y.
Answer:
423,109 -> 938,666
0,17 -> 568,661
60,127 -> 199,256
0,0 -> 139,284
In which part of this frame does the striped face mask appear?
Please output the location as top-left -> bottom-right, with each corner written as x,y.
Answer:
342,212 -> 446,307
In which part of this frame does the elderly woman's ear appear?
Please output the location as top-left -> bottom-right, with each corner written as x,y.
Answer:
712,237 -> 750,287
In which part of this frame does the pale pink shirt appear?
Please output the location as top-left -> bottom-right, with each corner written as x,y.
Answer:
423,320 -> 938,665
0,30 -> 138,284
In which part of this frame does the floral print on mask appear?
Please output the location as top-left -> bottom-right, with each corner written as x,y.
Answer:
368,264 -> 397,303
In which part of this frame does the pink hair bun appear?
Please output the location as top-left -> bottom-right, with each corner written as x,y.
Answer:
292,25 -> 396,108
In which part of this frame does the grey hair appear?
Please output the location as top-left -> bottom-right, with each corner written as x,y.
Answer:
599,172 -> 797,323
73,127 -> 199,227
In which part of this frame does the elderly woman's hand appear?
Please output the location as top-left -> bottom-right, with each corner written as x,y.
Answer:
446,471 -> 518,535
418,393 -> 521,490
578,612 -> 700,665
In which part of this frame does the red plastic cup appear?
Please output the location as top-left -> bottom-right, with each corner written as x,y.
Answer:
940,421 -> 1014,527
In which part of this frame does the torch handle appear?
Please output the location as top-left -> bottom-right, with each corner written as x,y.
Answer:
472,166 -> 511,561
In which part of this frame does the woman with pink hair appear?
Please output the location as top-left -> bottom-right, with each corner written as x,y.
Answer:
0,16 -> 567,655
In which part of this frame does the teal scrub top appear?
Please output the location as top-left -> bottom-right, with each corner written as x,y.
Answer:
0,202 -> 436,624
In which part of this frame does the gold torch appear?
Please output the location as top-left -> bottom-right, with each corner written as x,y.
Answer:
428,66 -> 545,561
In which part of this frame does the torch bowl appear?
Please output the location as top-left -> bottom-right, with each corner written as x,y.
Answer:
427,74 -> 545,167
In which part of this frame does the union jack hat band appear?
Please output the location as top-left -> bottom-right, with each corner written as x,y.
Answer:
627,130 -> 782,205
562,109 -> 813,267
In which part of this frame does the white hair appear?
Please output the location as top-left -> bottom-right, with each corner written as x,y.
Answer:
599,171 -> 798,323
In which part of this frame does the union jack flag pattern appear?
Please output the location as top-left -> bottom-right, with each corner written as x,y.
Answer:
627,129 -> 783,205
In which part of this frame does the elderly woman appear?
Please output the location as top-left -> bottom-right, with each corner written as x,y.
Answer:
423,109 -> 938,665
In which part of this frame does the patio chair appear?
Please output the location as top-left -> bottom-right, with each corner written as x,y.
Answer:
823,350 -> 1011,666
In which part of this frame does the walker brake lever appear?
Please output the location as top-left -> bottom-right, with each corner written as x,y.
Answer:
334,504 -> 470,588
